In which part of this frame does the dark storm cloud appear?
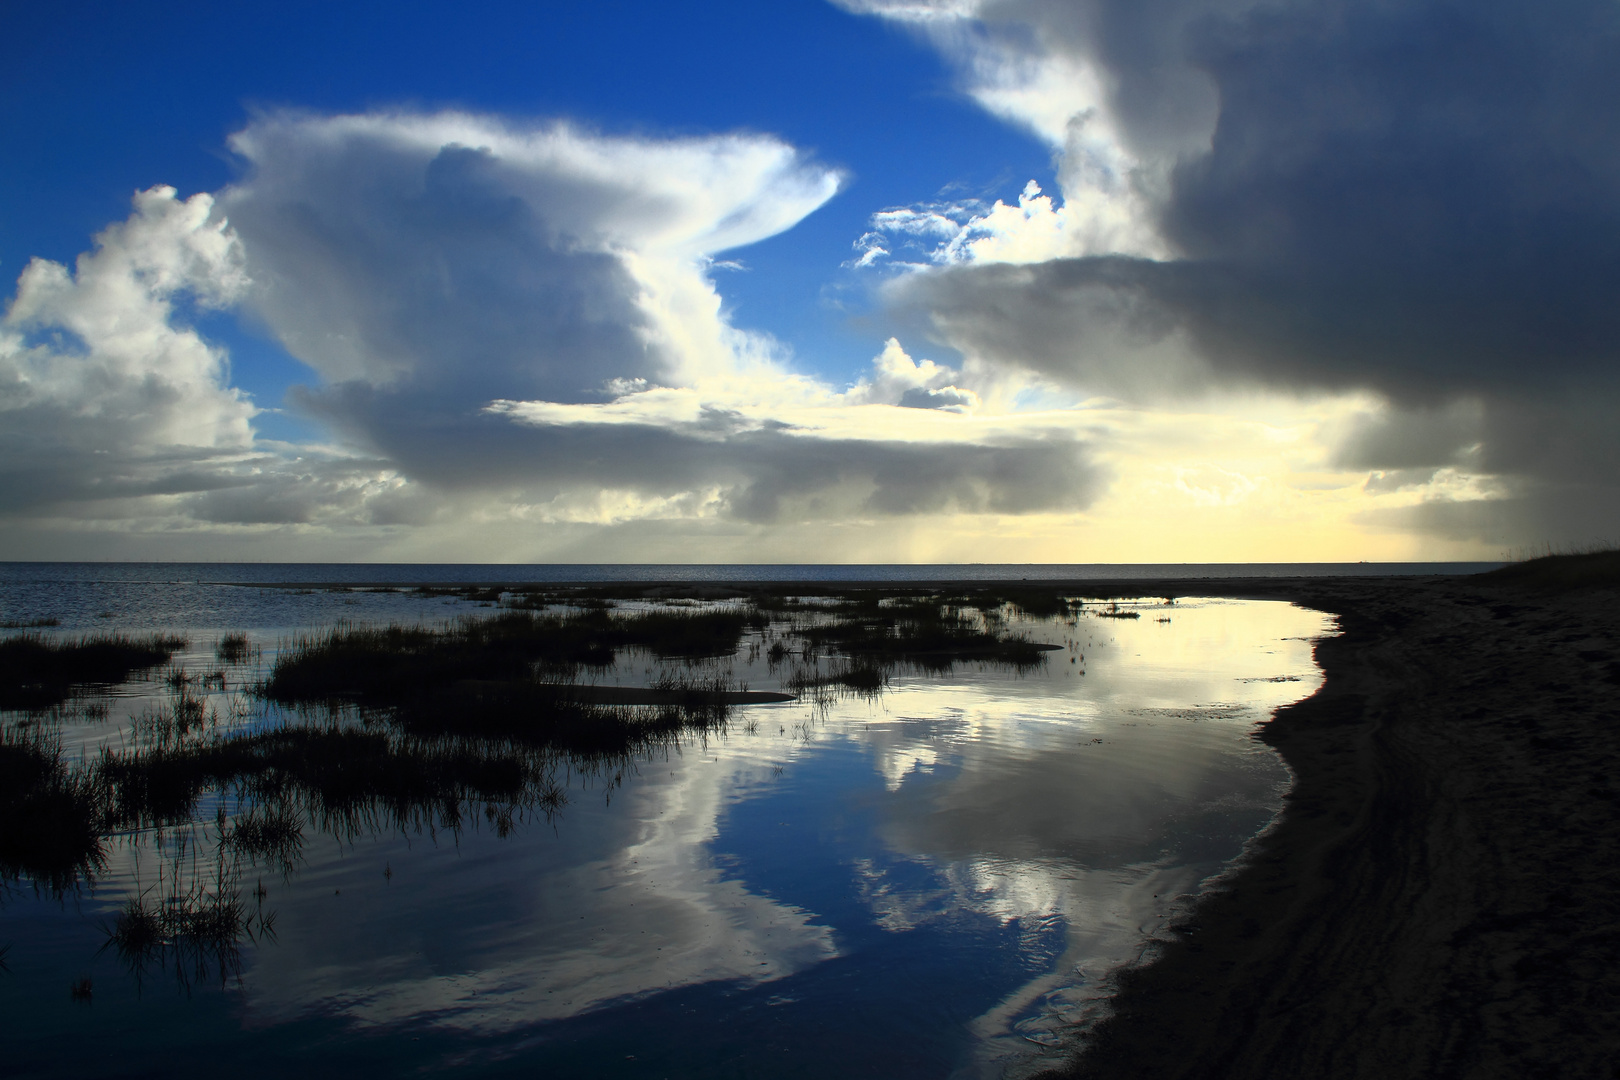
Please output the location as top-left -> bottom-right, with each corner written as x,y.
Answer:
718,429 -> 1103,521
181,455 -> 416,526
1362,487 -> 1620,548
900,0 -> 1620,396
223,130 -> 667,405
313,383 -> 1106,522
0,440 -> 241,515
860,0 -> 1620,542
1160,0 -> 1620,396
900,0 -> 1620,399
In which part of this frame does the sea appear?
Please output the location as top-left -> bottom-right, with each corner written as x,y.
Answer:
0,561 -> 1500,634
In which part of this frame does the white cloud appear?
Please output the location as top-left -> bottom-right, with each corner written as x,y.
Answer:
0,113 -> 1121,554
842,338 -> 980,412
0,186 -> 257,513
854,177 -> 1162,271
836,0 -> 1189,265
221,111 -> 844,395
211,111 -> 1105,527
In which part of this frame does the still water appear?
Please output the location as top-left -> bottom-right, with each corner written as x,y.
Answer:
0,579 -> 1332,1079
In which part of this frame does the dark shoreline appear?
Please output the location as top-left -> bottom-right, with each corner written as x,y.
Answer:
1032,572 -> 1620,1079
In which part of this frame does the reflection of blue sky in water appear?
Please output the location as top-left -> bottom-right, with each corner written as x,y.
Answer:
0,597 -> 1330,1079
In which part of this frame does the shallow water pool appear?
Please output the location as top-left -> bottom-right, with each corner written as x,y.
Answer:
0,593 -> 1330,1079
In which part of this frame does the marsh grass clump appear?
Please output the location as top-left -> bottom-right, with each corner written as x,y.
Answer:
1480,547 -> 1620,590
0,632 -> 187,710
833,665 -> 887,693
0,617 -> 59,629
991,589 -> 1078,619
391,681 -> 733,755
133,680 -> 217,750
224,805 -> 305,878
499,588 -> 617,611
788,601 -> 1047,670
101,846 -> 275,989
0,726 -> 107,894
96,719 -> 568,841
785,662 -> 888,701
649,669 -> 744,720
263,608 -> 751,708
215,633 -> 254,665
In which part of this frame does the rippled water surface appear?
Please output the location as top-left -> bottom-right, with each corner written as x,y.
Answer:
0,577 -> 1332,1079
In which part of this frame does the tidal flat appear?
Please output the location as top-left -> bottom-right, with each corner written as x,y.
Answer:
0,574 -> 1333,1079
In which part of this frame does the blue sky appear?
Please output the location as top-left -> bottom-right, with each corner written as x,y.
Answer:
3,0 -> 1617,561
2,0 -> 1052,402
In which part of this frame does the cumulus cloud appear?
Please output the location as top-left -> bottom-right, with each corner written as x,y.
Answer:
213,111 -> 1103,528
835,0 -> 1212,262
221,112 -> 844,397
0,186 -> 257,514
0,112 -> 1113,551
842,338 -> 981,412
842,0 -> 1620,545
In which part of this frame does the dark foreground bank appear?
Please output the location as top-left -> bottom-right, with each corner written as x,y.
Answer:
1039,558 -> 1620,1079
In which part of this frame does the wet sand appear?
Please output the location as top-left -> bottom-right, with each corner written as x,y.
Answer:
1039,573 -> 1620,1079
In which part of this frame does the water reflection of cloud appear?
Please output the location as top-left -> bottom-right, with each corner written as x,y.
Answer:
839,599 -> 1331,1076
236,735 -> 836,1039
61,597 -> 1331,1076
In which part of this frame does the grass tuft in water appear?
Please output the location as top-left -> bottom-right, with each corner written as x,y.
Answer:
0,726 -> 107,895
100,833 -> 275,990
0,632 -> 187,710
784,598 -> 1048,670
224,805 -> 305,878
215,633 -> 254,665
264,608 -> 751,709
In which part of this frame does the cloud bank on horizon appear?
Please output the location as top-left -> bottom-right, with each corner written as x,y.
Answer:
3,0 -> 1617,561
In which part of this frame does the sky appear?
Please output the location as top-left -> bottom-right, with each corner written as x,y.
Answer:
2,0 -> 1617,563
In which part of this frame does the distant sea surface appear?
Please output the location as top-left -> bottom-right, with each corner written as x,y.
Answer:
0,561 -> 1502,633
0,560 -> 1503,585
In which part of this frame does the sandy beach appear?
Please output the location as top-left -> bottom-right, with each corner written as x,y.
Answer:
1035,570 -> 1620,1079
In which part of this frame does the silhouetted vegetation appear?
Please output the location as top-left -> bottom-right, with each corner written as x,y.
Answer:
0,632 -> 186,710
215,633 -> 253,664
97,725 -> 566,836
224,805 -> 304,878
99,806 -> 279,989
0,727 -> 106,894
264,608 -> 751,708
784,599 -> 1050,669
782,662 -> 889,701
1479,548 -> 1620,590
2,717 -> 586,895
388,683 -> 733,754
